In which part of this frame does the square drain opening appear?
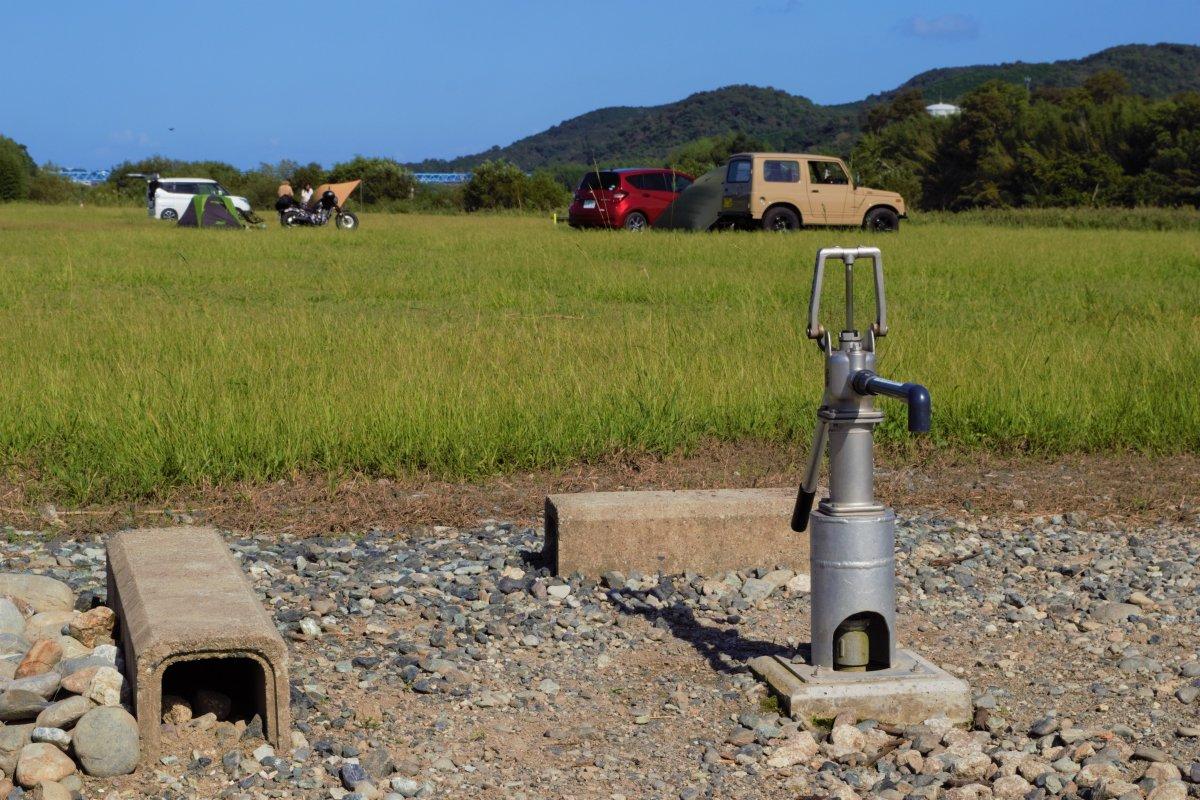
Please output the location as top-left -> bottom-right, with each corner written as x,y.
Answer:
162,656 -> 268,735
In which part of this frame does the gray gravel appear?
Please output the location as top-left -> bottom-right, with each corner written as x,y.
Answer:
1,507 -> 1197,799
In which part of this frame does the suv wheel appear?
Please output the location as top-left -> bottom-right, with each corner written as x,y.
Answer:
160,209 -> 178,221
864,208 -> 899,232
623,211 -> 648,232
763,207 -> 800,232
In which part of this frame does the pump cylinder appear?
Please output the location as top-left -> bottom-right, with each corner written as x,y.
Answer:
809,509 -> 897,670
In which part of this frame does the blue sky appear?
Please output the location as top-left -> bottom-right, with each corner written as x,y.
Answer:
6,1 -> 1198,169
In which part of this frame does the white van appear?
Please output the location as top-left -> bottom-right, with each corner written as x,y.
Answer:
148,177 -> 252,220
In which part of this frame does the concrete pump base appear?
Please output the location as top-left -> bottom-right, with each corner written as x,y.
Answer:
107,527 -> 291,761
750,649 -> 971,727
545,488 -> 809,577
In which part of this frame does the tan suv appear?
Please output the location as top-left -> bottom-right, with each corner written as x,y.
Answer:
718,153 -> 906,232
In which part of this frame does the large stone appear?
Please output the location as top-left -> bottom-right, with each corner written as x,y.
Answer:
71,706 -> 140,777
83,666 -> 124,706
0,576 -> 74,614
0,722 -> 34,775
0,689 -> 50,721
8,672 -> 63,700
0,632 -> 31,658
14,742 -> 76,787
36,696 -> 96,729
107,527 -> 291,760
0,598 -> 25,636
766,731 -> 820,767
545,489 -> 809,576
31,781 -> 72,800
59,665 -> 100,694
15,639 -> 63,679
67,607 -> 115,648
22,611 -> 78,643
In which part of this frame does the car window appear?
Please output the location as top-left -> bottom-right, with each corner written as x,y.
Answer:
193,183 -> 217,195
637,173 -> 673,192
808,161 -> 849,185
579,171 -> 620,191
173,183 -> 198,194
158,182 -> 177,194
726,159 -> 752,183
626,174 -> 650,190
763,160 -> 801,183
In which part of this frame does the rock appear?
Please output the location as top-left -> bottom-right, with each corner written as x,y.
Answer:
0,690 -> 50,722
15,639 -> 63,679
1145,763 -> 1183,782
1029,715 -> 1059,736
161,694 -> 193,725
30,727 -> 70,752
1076,761 -> 1125,788
252,744 -> 275,762
362,748 -> 395,780
0,575 -> 74,614
546,584 -> 571,600
59,666 -> 100,694
391,776 -> 422,797
827,717 -> 866,758
298,617 -> 322,637
341,763 -> 370,790
66,606 -> 114,648
992,774 -> 1034,799
30,781 -> 72,800
35,696 -> 95,730
0,723 -> 34,774
1133,744 -> 1172,763
14,743 -> 76,787
7,673 -> 61,700
785,573 -> 811,594
194,689 -> 232,720
71,706 -> 140,777
0,632 -> 30,657
22,612 -> 77,643
82,666 -> 123,706
1175,685 -> 1198,705
1090,602 -> 1140,623
766,732 -> 819,767
1147,782 -> 1189,800
740,578 -> 775,605
0,598 -> 25,636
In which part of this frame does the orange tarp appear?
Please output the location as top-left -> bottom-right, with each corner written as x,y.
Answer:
313,180 -> 361,208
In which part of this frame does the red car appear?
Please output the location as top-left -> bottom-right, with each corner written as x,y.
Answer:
568,168 -> 694,231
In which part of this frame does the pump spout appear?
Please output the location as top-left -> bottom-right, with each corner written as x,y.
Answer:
851,371 -> 931,433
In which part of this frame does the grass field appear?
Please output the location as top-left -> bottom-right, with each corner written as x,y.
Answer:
0,204 -> 1197,503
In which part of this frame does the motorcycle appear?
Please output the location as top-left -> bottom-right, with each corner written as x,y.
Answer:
276,188 -> 359,231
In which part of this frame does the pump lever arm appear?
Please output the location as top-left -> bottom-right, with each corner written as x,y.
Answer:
790,417 -> 829,532
851,371 -> 931,433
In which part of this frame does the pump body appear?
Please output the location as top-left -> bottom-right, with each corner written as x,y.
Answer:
792,247 -> 929,671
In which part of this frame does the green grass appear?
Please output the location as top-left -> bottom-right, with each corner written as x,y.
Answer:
0,204 -> 1197,503
912,206 -> 1200,231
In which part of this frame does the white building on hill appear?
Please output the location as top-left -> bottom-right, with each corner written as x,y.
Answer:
926,102 -> 961,117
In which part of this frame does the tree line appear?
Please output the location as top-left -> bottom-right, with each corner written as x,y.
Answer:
0,145 -> 570,213
851,71 -> 1200,210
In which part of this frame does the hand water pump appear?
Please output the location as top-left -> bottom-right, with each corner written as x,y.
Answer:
790,246 -> 931,672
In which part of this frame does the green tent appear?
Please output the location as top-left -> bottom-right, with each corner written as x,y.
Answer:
177,195 -> 245,229
654,166 -> 726,231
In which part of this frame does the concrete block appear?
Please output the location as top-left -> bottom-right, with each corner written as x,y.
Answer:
106,528 -> 290,761
750,649 -> 971,726
545,488 -> 807,577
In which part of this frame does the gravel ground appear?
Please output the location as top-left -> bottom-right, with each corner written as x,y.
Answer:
1,506 -> 1198,799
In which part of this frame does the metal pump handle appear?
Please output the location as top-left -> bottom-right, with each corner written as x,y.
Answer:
806,246 -> 888,343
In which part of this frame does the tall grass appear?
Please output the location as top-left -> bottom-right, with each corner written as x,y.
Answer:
912,206 -> 1200,231
0,204 -> 1196,502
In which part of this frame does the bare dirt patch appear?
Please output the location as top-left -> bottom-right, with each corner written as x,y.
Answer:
2,445 -> 1195,537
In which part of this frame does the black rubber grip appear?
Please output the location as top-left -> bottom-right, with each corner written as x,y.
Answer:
791,487 -> 815,532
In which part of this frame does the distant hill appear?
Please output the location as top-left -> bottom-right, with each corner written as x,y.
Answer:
411,44 -> 1200,171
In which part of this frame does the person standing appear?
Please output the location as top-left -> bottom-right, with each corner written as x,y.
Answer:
277,180 -> 293,199
299,183 -> 314,206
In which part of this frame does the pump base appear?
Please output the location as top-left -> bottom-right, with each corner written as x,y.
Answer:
749,649 -> 970,726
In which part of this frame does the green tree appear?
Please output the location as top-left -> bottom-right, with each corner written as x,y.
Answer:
462,160 -> 529,211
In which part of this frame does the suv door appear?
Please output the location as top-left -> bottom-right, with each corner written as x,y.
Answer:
759,157 -> 808,220
805,159 -> 852,225
721,158 -> 753,217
